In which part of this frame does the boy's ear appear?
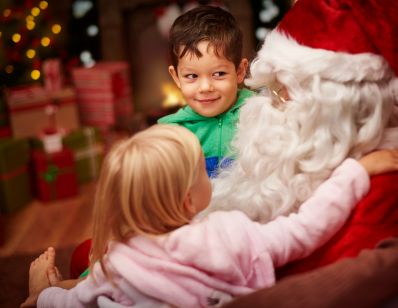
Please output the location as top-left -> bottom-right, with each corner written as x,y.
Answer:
237,58 -> 249,84
168,65 -> 181,88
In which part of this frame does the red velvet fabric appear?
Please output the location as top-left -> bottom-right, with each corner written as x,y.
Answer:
70,238 -> 92,279
70,172 -> 398,280
278,0 -> 398,76
276,171 -> 398,279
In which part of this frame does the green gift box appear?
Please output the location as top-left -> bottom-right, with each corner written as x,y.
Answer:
62,127 -> 104,184
0,138 -> 32,214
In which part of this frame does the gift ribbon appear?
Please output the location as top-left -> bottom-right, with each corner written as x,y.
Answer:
0,165 -> 27,181
74,127 -> 104,179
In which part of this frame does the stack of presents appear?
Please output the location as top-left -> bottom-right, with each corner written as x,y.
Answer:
0,60 -> 135,216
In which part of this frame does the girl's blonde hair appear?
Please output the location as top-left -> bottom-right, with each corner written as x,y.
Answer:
90,124 -> 202,273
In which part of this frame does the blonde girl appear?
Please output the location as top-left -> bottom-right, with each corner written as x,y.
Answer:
24,124 -> 398,307
90,123 -> 210,277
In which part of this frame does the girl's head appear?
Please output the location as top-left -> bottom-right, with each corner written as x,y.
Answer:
91,124 -> 211,267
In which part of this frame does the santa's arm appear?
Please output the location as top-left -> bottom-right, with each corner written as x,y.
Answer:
257,158 -> 370,268
259,148 -> 398,267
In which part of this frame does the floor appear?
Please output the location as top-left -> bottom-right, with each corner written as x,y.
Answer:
0,182 -> 96,258
0,183 -> 97,307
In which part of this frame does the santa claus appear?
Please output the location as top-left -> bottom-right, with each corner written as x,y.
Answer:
70,0 -> 398,279
206,0 -> 398,275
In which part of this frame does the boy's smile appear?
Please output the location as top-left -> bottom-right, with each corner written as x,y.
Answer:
169,41 -> 247,117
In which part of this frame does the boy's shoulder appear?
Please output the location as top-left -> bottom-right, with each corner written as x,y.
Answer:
238,88 -> 256,98
231,88 -> 256,110
238,88 -> 256,100
157,105 -> 203,125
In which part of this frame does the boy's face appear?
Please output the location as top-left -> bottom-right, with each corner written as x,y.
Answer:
169,41 -> 248,117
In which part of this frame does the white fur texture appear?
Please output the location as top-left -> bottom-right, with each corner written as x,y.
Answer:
202,31 -> 398,223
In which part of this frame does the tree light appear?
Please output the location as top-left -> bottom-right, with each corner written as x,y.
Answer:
3,9 -> 11,17
51,24 -> 62,34
31,7 -> 40,17
26,49 -> 36,59
39,1 -> 49,10
41,37 -> 50,47
12,33 -> 21,43
31,70 -> 41,80
5,65 -> 14,74
27,20 -> 36,30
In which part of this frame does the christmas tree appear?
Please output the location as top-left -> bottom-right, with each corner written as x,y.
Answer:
0,0 -> 65,87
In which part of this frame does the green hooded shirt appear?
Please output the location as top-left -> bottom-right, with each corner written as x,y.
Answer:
158,88 -> 254,177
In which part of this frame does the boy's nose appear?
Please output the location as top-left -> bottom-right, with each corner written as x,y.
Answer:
199,78 -> 214,92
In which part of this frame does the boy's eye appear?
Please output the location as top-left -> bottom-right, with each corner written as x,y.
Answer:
184,74 -> 197,79
213,71 -> 227,77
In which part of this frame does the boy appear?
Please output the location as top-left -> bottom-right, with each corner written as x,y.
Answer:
158,5 -> 254,177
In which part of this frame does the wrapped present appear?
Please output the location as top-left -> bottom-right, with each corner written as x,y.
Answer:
0,138 -> 32,214
31,149 -> 79,202
63,127 -> 104,184
5,85 -> 80,138
72,62 -> 134,130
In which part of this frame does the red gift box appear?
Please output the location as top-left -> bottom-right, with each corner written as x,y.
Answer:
31,149 -> 79,202
72,62 -> 134,129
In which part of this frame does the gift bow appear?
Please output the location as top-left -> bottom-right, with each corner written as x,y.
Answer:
43,164 -> 59,183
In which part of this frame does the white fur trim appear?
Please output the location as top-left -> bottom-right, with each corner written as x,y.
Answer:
245,30 -> 393,89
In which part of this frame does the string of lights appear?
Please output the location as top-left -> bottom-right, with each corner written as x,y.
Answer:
0,0 -> 63,86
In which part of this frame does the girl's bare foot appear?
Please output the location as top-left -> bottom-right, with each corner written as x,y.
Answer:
20,247 -> 56,307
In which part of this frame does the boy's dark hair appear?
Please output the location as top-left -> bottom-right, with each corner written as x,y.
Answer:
169,5 -> 243,70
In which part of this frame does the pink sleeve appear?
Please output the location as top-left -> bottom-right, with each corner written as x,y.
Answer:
37,287 -> 86,308
257,158 -> 370,268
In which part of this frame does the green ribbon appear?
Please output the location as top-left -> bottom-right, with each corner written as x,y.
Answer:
43,164 -> 59,183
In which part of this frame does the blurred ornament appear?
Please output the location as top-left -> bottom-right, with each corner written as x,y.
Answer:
80,50 -> 95,67
73,0 -> 93,19
86,24 -> 98,37
155,3 -> 181,38
259,0 -> 279,23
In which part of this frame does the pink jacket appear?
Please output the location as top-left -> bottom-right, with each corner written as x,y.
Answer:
38,159 -> 369,308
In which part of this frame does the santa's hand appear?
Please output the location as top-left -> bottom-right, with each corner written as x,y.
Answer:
359,149 -> 398,176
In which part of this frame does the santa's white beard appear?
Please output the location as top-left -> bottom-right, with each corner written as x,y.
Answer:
203,78 -> 395,223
